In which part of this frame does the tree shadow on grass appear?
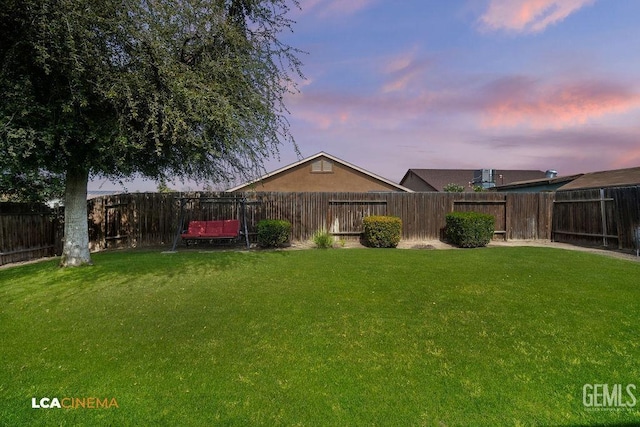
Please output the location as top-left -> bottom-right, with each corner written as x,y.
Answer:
0,248 -> 292,300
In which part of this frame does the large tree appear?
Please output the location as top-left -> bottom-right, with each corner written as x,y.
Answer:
0,0 -> 302,266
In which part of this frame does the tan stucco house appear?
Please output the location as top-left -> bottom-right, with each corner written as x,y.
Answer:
226,152 -> 412,193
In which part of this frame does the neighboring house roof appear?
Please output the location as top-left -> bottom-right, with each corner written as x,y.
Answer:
400,169 -> 547,192
226,152 -> 413,193
558,166 -> 640,191
494,174 -> 583,192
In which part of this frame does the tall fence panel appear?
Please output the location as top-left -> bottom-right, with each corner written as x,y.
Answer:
507,192 -> 554,240
88,193 -> 182,251
553,186 -> 640,250
0,203 -> 62,265
611,186 -> 640,250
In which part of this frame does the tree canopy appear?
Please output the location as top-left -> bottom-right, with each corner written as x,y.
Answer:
0,0 -> 303,265
0,168 -> 64,203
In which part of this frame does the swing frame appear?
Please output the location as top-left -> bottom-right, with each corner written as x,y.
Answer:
170,195 -> 253,251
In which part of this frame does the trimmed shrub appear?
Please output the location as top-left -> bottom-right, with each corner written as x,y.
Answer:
312,229 -> 334,249
257,219 -> 291,248
362,216 -> 402,248
445,211 -> 495,248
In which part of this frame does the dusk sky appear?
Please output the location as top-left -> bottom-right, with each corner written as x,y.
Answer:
92,0 -> 640,191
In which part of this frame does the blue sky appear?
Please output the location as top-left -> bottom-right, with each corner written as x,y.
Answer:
92,0 -> 640,191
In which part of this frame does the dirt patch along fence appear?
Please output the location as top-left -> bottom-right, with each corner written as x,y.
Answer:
552,186 -> 640,251
86,191 -> 555,250
0,203 -> 62,266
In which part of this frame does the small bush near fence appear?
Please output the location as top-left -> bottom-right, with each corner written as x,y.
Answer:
362,216 -> 402,248
312,229 -> 334,249
257,219 -> 292,248
445,212 -> 495,248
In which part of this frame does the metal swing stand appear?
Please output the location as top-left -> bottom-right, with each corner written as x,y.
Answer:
169,195 -> 253,252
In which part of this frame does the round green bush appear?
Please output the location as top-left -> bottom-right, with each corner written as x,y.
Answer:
445,211 -> 495,248
257,219 -> 291,248
362,216 -> 402,248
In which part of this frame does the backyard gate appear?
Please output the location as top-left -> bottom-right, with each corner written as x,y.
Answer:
104,202 -> 130,248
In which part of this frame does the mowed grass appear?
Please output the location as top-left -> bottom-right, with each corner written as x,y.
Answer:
1,247 -> 639,426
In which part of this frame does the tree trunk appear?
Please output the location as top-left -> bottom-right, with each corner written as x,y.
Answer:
60,167 -> 92,267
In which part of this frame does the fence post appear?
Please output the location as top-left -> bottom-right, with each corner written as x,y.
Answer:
599,189 -> 608,247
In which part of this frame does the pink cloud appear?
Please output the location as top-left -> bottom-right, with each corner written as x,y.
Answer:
289,71 -> 640,135
288,86 -> 439,132
286,90 -> 364,130
479,0 -> 596,33
380,51 -> 432,94
480,77 -> 640,128
285,79 -> 640,179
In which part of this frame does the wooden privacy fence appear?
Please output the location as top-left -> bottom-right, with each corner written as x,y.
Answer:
7,186 -> 640,265
87,191 -> 555,250
552,186 -> 640,250
0,203 -> 62,265
256,192 -> 554,241
87,193 -> 179,251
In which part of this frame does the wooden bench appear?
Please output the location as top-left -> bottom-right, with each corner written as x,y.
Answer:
181,220 -> 240,245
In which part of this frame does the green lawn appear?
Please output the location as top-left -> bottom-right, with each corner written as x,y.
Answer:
1,247 -> 639,426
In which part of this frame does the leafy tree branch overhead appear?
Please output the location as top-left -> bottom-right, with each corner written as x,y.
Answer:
0,0 -> 303,266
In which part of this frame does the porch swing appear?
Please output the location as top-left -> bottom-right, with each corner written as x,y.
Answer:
170,195 -> 252,251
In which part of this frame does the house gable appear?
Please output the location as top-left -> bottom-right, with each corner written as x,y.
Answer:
399,170 -> 437,192
227,152 -> 411,192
